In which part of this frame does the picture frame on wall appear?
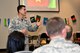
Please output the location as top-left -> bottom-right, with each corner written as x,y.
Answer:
19,0 -> 60,12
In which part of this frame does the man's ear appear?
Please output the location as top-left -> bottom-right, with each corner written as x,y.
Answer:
62,28 -> 67,38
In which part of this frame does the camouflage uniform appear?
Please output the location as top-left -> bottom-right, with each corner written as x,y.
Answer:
9,16 -> 38,32
32,36 -> 80,53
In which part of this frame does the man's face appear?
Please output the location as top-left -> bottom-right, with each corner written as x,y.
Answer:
19,7 -> 27,16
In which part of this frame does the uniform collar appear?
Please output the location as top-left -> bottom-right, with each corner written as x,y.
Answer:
49,36 -> 72,48
17,16 -> 27,21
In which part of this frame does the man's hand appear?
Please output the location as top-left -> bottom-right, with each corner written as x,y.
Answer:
36,22 -> 41,26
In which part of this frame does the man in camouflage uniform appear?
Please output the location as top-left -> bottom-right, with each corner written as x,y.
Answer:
32,17 -> 80,53
7,5 -> 40,53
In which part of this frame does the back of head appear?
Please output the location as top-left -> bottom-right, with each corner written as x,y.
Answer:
46,17 -> 65,36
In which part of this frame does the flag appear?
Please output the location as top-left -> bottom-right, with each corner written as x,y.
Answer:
4,18 -> 7,27
36,15 -> 41,22
30,16 -> 36,23
65,18 -> 67,24
71,15 -> 76,23
8,18 -> 10,26
43,17 -> 48,25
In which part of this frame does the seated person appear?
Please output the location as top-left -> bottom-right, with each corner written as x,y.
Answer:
40,33 -> 50,45
65,24 -> 73,40
32,17 -> 80,53
7,31 -> 25,53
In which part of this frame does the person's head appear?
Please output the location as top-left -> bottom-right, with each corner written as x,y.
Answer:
17,5 -> 27,16
40,33 -> 49,38
46,17 -> 66,39
65,24 -> 73,40
65,24 -> 73,32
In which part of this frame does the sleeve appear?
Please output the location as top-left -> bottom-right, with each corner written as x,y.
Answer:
32,50 -> 37,53
8,19 -> 20,32
32,48 -> 41,53
27,21 -> 39,32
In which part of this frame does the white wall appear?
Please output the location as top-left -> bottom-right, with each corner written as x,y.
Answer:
0,0 -> 18,49
0,0 -> 80,49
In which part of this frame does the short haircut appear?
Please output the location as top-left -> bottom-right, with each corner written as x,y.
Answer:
17,5 -> 25,13
46,17 -> 65,36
